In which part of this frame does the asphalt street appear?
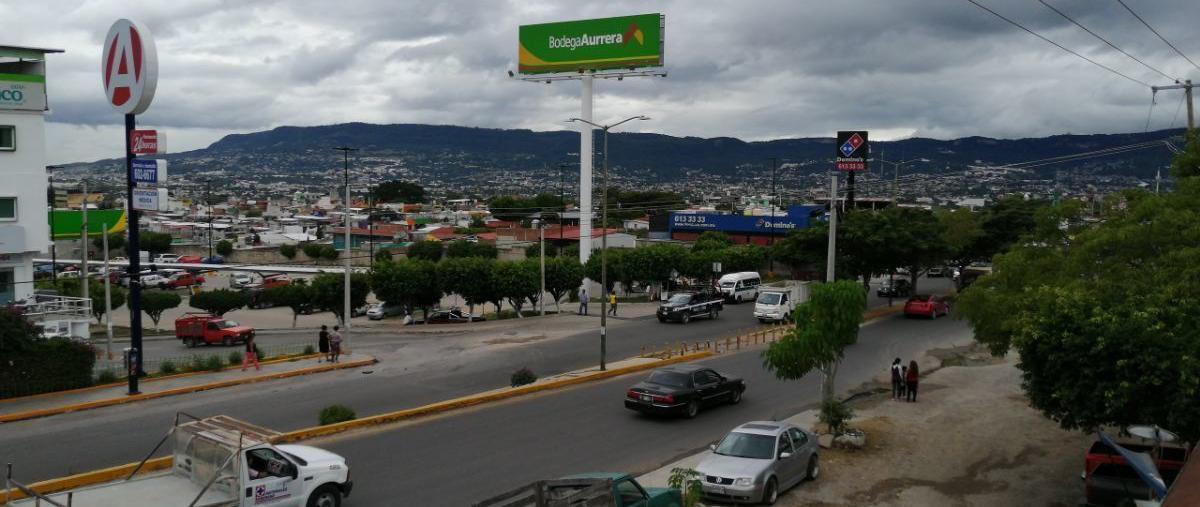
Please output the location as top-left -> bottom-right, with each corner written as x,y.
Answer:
315,313 -> 974,506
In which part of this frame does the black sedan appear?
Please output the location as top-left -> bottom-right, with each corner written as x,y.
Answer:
625,365 -> 745,418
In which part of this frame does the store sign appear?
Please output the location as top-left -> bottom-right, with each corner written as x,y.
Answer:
0,75 -> 46,111
130,129 -> 161,154
131,158 -> 167,186
102,18 -> 158,115
131,188 -> 159,211
836,131 -> 868,171
669,205 -> 826,235
518,14 -> 664,74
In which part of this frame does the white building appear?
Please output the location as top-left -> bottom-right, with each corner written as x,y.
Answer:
0,45 -> 60,304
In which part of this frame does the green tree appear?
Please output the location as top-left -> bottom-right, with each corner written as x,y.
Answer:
188,289 -> 247,317
266,282 -> 313,328
692,231 -> 732,252
721,245 -> 768,273
320,245 -> 340,260
309,273 -> 371,325
493,260 -> 539,317
437,257 -> 494,320
140,231 -> 173,254
279,244 -> 297,260
935,207 -> 985,276
1170,128 -> 1200,179
50,278 -> 127,324
374,180 -> 426,204
406,241 -> 444,262
881,207 -> 949,292
303,243 -> 324,258
446,240 -> 497,259
762,280 -> 866,403
544,257 -> 584,311
141,291 -> 182,330
215,239 -> 233,257
93,233 -> 126,254
374,248 -> 393,263
372,259 -> 440,319
957,186 -> 1200,442
772,226 -> 827,279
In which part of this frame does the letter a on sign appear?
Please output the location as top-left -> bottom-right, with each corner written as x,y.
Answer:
101,19 -> 158,115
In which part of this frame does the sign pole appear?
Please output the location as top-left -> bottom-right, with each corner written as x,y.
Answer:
125,113 -> 143,394
103,222 -> 113,359
826,174 -> 837,283
846,170 -> 856,210
578,74 -> 594,266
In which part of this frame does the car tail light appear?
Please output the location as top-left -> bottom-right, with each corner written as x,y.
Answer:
626,389 -> 638,399
661,394 -> 675,404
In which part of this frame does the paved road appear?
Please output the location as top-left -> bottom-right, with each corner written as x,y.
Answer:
311,313 -> 973,506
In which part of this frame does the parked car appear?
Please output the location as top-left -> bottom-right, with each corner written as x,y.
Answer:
200,255 -> 224,264
1082,435 -> 1186,506
657,291 -> 723,324
625,365 -> 745,418
174,313 -> 254,347
230,272 -> 254,289
754,282 -> 808,324
876,278 -> 912,297
926,266 -> 947,277
696,421 -> 820,505
903,294 -> 949,319
176,255 -> 204,264
351,303 -> 370,318
366,302 -> 406,320
153,254 -> 181,264
163,272 -> 205,289
425,307 -> 482,323
121,272 -> 167,288
478,473 -> 679,507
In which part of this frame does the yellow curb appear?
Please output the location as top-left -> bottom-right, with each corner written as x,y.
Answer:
274,351 -> 715,443
0,353 -> 325,406
0,357 -> 377,424
0,457 -> 173,503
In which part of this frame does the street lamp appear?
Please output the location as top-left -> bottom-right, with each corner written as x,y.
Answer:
566,115 -> 650,371
333,146 -> 358,353
877,158 -> 920,204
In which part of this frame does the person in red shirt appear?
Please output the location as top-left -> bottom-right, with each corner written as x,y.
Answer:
242,335 -> 260,371
905,360 -> 920,402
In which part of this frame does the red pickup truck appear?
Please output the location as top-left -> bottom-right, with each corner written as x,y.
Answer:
164,272 -> 206,289
175,313 -> 255,347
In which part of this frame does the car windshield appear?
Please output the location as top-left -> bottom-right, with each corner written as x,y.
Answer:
646,371 -> 690,388
667,294 -> 692,304
713,432 -> 776,459
757,293 -> 781,305
217,320 -> 239,329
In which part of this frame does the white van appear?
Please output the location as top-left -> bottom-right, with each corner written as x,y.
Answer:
717,271 -> 762,303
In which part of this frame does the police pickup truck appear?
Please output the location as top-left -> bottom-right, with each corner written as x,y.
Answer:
657,291 -> 723,324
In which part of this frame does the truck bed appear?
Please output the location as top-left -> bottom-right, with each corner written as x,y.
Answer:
15,472 -> 236,507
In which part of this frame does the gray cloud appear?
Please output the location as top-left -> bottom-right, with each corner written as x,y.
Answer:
9,0 -> 1200,164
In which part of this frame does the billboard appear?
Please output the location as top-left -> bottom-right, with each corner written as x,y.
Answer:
0,74 -> 46,111
836,131 -> 868,171
669,206 -> 826,235
518,14 -> 664,74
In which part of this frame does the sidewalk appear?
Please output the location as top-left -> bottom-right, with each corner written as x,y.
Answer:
0,354 -> 376,423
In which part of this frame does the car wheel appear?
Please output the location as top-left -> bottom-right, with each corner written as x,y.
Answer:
757,318 -> 766,324
806,454 -> 820,480
761,477 -> 778,505
681,313 -> 690,324
306,484 -> 341,507
657,315 -> 666,323
930,309 -> 937,320
730,387 -> 742,405
735,295 -> 742,304
684,400 -> 699,419
186,338 -> 197,348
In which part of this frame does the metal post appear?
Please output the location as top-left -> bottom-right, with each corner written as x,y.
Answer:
80,181 -> 88,306
1187,79 -> 1195,130
826,174 -> 838,282
48,167 -> 56,282
769,158 -> 777,273
893,160 -> 901,204
124,113 -> 144,394
600,127 -> 608,371
539,221 -> 545,316
846,169 -> 856,210
103,222 -> 113,359
334,147 -> 357,351
206,180 -> 213,261
559,163 -> 566,256
578,75 -> 594,265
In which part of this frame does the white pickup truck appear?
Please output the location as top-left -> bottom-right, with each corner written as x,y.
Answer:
753,281 -> 810,323
10,414 -> 353,507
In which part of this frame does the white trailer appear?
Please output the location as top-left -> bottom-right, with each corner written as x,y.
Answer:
753,281 -> 810,323
7,414 -> 353,507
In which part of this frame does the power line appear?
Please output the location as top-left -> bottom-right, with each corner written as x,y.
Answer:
1115,0 -> 1200,72
966,0 -> 1151,87
1038,0 -> 1179,82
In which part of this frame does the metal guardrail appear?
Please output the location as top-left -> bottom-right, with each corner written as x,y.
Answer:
5,463 -> 72,507
13,295 -> 92,322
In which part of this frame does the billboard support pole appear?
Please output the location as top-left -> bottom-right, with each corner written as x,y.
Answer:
579,74 -> 594,268
826,174 -> 837,283
125,113 -> 144,395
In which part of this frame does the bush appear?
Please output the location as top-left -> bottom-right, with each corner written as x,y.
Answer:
319,404 -> 357,425
320,245 -> 340,260
303,345 -> 315,355
303,243 -> 324,259
819,398 -> 854,434
667,468 -> 704,507
205,355 -> 224,372
280,244 -> 297,259
96,369 -> 119,384
0,337 -> 97,399
183,355 -> 207,373
159,360 -> 178,375
228,351 -> 242,365
216,239 -> 234,257
510,366 -> 537,387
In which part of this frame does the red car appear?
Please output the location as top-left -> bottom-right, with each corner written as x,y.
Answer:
164,272 -> 206,289
177,255 -> 204,264
903,295 -> 949,319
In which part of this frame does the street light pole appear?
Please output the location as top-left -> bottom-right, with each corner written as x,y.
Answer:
568,115 -> 649,371
768,158 -> 778,274
46,165 -> 60,282
333,146 -> 358,353
206,179 -> 213,260
534,219 -> 545,316
80,180 -> 89,305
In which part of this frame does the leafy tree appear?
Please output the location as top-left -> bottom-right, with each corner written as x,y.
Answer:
437,257 -> 494,320
772,226 -> 827,279
406,240 -> 444,262
215,239 -> 233,257
762,280 -> 866,403
320,245 -> 340,260
374,180 -> 426,204
1170,128 -> 1200,179
957,185 -> 1200,442
493,260 -> 539,317
446,240 -> 497,259
881,207 -> 949,292
721,245 -> 767,273
309,273 -> 371,325
975,197 -> 1041,261
372,259 -> 440,318
488,194 -> 562,222
140,231 -> 173,254
374,248 -> 393,263
141,291 -> 182,330
544,257 -> 584,311
188,289 -> 247,317
279,243 -> 297,259
50,278 -> 127,324
303,243 -> 324,258
93,233 -> 126,254
0,306 -> 42,352
692,231 -> 732,252
245,209 -> 263,218
585,248 -> 633,293
935,207 -> 985,276
265,282 -> 313,328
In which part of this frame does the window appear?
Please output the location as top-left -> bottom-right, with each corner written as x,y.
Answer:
0,197 -> 14,220
694,370 -> 721,386
246,448 -> 293,480
0,126 -> 12,151
777,434 -> 794,456
0,268 -> 12,304
788,428 -> 808,446
615,479 -> 647,505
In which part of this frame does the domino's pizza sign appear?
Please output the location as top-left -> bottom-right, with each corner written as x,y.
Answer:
836,131 -> 868,171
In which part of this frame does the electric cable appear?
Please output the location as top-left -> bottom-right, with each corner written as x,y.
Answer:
1116,0 -> 1200,72
1039,0 -> 1180,82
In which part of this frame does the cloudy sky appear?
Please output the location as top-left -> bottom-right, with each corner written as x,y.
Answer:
8,0 -> 1200,164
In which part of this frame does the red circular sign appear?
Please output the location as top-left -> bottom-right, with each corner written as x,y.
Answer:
101,19 -> 157,115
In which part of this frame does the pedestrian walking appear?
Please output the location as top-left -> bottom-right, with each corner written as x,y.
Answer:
329,325 -> 343,363
608,290 -> 618,316
578,286 -> 588,315
890,358 -> 903,400
317,325 -> 330,363
241,335 -> 260,371
906,360 -> 920,402
899,364 -> 908,398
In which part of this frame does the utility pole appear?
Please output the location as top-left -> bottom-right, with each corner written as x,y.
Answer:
559,163 -> 569,256
206,179 -> 213,261
124,113 -> 145,394
47,165 -> 58,282
1153,80 -> 1195,130
1156,169 -> 1162,194
826,174 -> 838,282
535,219 -> 545,316
333,146 -> 357,353
80,180 -> 89,306
768,158 -> 778,274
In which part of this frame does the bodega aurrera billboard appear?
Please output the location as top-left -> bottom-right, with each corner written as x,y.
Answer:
519,14 -> 664,74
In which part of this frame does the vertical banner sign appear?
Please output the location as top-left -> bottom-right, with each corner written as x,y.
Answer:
836,131 -> 868,171
102,18 -> 157,394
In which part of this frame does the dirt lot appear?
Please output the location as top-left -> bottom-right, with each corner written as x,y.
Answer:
780,345 -> 1093,507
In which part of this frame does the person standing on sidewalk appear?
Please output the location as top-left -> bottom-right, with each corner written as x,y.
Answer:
329,325 -> 343,363
241,335 -> 260,371
608,290 -> 618,316
890,358 -> 903,400
905,360 -> 920,402
317,325 -> 330,363
578,286 -> 588,315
